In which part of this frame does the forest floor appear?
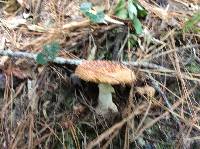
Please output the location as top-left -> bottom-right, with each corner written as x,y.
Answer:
0,0 -> 200,148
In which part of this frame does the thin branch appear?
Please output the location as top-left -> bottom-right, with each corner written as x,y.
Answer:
0,49 -> 83,65
0,49 -> 170,71
147,73 -> 180,124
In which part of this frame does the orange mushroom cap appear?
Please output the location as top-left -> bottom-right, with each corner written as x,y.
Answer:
75,60 -> 136,84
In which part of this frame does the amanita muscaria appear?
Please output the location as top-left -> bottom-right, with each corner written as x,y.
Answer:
75,60 -> 136,115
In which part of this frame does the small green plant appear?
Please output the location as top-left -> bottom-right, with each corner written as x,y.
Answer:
80,2 -> 105,23
115,0 -> 147,34
186,59 -> 200,73
36,41 -> 60,64
183,12 -> 200,32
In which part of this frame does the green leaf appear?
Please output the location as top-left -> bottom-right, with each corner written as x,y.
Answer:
36,53 -> 48,64
43,42 -> 60,60
36,42 -> 60,65
115,9 -> 128,19
80,2 -> 105,24
137,9 -> 147,18
80,2 -> 92,12
92,11 -> 105,23
84,11 -> 105,23
128,0 -> 137,19
132,16 -> 143,34
136,3 -> 143,11
136,4 -> 147,18
114,0 -> 128,19
114,0 -> 126,13
114,0 -> 144,34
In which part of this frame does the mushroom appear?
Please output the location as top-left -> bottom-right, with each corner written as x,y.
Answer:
75,60 -> 136,115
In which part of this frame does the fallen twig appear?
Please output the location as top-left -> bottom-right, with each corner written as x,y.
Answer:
1,49 -> 200,84
147,73 -> 180,124
0,49 -> 170,70
0,49 -> 83,65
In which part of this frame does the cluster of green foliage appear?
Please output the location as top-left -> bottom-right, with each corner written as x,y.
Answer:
80,2 -> 105,23
114,0 -> 147,34
80,0 -> 147,35
36,1 -> 147,64
36,42 -> 60,64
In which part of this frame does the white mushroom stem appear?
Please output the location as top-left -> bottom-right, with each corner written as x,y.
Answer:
95,83 -> 118,115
